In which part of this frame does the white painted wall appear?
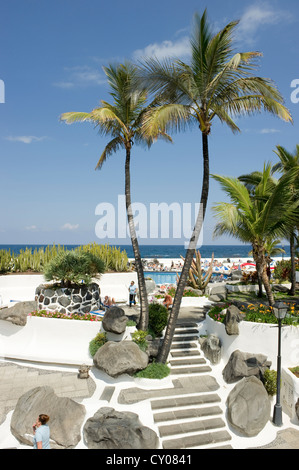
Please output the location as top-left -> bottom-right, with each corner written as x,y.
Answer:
205,314 -> 299,367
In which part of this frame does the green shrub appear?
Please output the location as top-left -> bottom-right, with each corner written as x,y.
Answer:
134,361 -> 170,379
263,369 -> 277,396
43,250 -> 105,287
148,303 -> 169,337
132,330 -> 149,352
274,259 -> 299,282
89,332 -> 107,357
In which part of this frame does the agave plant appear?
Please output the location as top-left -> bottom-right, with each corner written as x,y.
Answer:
181,251 -> 214,292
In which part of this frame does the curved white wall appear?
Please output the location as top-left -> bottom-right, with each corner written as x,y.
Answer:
0,316 -> 104,366
205,315 -> 299,367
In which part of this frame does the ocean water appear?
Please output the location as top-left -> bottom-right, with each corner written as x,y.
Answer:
0,243 -> 290,259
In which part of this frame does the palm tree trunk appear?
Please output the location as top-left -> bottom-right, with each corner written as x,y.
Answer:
157,133 -> 210,364
125,145 -> 149,330
253,244 -> 275,307
289,232 -> 296,296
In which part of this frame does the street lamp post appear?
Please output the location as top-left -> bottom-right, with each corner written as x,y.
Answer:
272,301 -> 288,427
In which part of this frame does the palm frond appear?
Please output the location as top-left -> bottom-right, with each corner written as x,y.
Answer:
142,103 -> 191,138
95,136 -> 124,170
211,174 -> 254,217
60,112 -> 94,124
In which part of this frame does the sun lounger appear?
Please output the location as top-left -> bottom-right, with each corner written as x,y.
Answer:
90,310 -> 105,317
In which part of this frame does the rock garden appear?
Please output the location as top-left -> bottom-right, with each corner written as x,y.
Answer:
0,251 -> 299,448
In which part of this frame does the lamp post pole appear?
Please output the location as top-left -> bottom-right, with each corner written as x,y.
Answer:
273,316 -> 283,426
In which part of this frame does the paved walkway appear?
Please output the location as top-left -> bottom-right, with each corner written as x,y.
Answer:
0,305 -> 298,449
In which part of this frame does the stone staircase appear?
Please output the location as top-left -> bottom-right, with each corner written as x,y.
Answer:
151,322 -> 233,449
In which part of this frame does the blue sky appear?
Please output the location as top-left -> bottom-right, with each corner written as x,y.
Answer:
0,0 -> 299,246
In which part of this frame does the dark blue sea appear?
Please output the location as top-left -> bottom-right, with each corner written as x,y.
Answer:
0,244 -> 290,259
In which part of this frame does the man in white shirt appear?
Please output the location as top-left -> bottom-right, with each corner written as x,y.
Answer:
128,281 -> 137,307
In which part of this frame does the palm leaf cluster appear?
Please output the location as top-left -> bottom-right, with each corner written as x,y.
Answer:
212,162 -> 299,305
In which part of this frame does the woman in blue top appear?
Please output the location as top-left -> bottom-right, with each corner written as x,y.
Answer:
32,414 -> 51,449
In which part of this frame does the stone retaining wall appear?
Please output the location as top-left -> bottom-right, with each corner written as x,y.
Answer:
35,282 -> 101,314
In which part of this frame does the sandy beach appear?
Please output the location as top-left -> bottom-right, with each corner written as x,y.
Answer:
0,262 -> 298,450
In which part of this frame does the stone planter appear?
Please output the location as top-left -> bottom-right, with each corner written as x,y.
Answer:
282,367 -> 299,420
35,282 -> 101,315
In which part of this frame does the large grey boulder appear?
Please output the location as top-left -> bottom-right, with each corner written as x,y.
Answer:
224,304 -> 242,335
199,334 -> 222,365
208,284 -> 227,301
102,306 -> 128,334
227,376 -> 271,436
0,300 -> 37,326
10,386 -> 86,448
83,407 -> 159,449
93,341 -> 148,377
223,350 -> 271,384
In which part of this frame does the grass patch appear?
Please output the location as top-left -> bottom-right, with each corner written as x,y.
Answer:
134,361 -> 170,379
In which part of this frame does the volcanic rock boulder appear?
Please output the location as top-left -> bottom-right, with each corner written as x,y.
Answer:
93,341 -> 148,377
226,376 -> 271,437
0,301 -> 37,326
224,304 -> 242,335
83,407 -> 159,449
10,386 -> 86,448
102,306 -> 128,334
222,349 -> 271,383
199,334 -> 222,365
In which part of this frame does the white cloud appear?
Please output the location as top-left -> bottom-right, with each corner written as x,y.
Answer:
61,223 -> 79,231
5,135 -> 47,144
25,225 -> 37,231
237,2 -> 292,44
133,36 -> 190,61
259,128 -> 280,134
54,66 -> 106,89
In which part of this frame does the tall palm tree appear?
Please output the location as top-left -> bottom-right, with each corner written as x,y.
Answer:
60,62 -> 171,330
239,165 -> 279,296
212,166 -> 299,306
138,10 -> 292,363
273,145 -> 299,294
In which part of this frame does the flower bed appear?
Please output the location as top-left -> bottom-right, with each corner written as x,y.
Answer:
208,302 -> 299,326
29,309 -> 102,322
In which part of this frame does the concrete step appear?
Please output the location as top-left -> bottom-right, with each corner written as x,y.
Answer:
170,343 -> 198,350
169,357 -> 206,366
159,417 -> 226,437
162,430 -> 232,449
153,405 -> 223,423
175,322 -> 199,328
174,328 -> 199,335
172,335 -> 199,342
170,365 -> 212,375
151,393 -> 221,410
170,350 -> 201,357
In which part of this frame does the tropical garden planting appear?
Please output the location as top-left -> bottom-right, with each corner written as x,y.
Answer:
1,10 -> 297,366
